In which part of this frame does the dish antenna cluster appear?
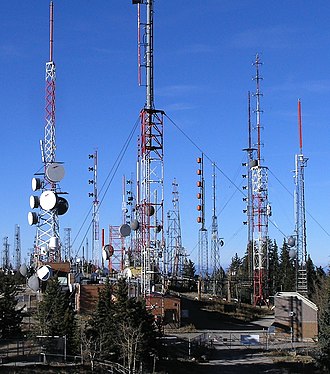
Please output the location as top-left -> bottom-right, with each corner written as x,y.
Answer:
28,2 -> 68,265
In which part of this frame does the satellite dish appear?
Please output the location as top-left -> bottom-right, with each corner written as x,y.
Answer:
40,190 -> 57,210
28,212 -> 38,226
119,224 -> 131,237
56,197 -> 69,215
156,225 -> 162,233
32,177 -> 42,191
37,265 -> 52,281
147,205 -> 155,216
49,236 -> 59,250
288,236 -> 296,247
219,239 -> 225,247
19,264 -> 28,277
28,275 -> 40,291
289,248 -> 297,260
30,195 -> 40,209
123,268 -> 132,279
130,220 -> 139,231
102,244 -> 114,260
46,163 -> 65,183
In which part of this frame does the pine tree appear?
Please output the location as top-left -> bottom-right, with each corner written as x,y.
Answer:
87,278 -> 158,370
88,279 -> 117,360
268,240 -> 280,295
318,273 -> 330,370
279,240 -> 295,291
37,277 -> 77,354
0,271 -> 23,338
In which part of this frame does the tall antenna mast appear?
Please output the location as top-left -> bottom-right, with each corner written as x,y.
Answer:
211,163 -> 223,295
28,2 -> 68,265
14,225 -> 21,270
166,179 -> 187,278
243,92 -> 255,283
251,54 -> 270,305
197,154 -> 208,279
2,237 -> 10,269
133,0 -> 165,296
294,99 -> 308,295
88,151 -> 100,267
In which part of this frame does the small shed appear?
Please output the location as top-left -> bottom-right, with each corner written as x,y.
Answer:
274,291 -> 318,341
145,293 -> 181,328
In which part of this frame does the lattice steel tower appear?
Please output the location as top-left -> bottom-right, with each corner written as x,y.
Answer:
243,92 -> 256,282
88,151 -> 100,267
197,155 -> 208,278
251,54 -> 271,305
211,163 -> 223,295
28,2 -> 68,265
2,237 -> 10,269
133,0 -> 165,296
14,225 -> 21,270
63,227 -> 72,262
166,179 -> 187,278
294,100 -> 308,295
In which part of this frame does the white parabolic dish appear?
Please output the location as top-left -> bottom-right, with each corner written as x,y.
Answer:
46,163 -> 65,183
40,190 -> 57,210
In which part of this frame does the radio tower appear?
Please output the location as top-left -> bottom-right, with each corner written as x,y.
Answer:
28,2 -> 68,265
2,237 -> 10,269
166,179 -> 187,278
197,154 -> 208,279
133,0 -> 165,296
294,100 -> 308,295
251,54 -> 270,305
88,151 -> 100,267
211,163 -> 223,295
243,92 -> 255,281
63,227 -> 72,261
14,225 -> 21,270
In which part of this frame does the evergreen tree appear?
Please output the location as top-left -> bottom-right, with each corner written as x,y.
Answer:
87,278 -> 158,370
88,279 -> 117,360
0,271 -> 23,338
279,240 -> 295,291
37,277 -> 77,354
268,240 -> 281,295
318,273 -> 330,370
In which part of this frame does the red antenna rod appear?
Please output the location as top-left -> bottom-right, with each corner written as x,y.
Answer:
298,99 -> 303,153
49,1 -> 54,62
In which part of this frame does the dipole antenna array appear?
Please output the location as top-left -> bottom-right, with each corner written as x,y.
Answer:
133,0 -> 165,296
251,54 -> 271,305
294,100 -> 308,295
166,179 -> 187,278
14,224 -> 21,270
88,151 -> 100,267
243,92 -> 256,282
28,2 -> 68,265
197,154 -> 208,279
211,163 -> 223,295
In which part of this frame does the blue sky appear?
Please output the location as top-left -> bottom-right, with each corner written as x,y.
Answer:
1,1 -> 329,269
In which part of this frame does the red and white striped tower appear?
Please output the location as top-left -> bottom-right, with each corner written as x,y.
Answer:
133,0 -> 165,296
29,2 -> 68,265
251,54 -> 270,305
